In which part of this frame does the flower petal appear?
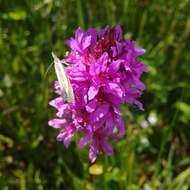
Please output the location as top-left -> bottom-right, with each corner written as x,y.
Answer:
49,97 -> 64,109
82,35 -> 91,49
57,126 -> 76,147
79,135 -> 90,148
103,140 -> 113,155
48,119 -> 67,128
88,85 -> 99,101
75,27 -> 84,43
86,98 -> 98,113
107,60 -> 123,75
89,141 -> 98,163
66,38 -> 81,52
134,100 -> 144,111
104,81 -> 124,99
99,52 -> 109,73
134,47 -> 146,56
90,103 -> 109,122
89,52 -> 108,75
117,117 -> 125,137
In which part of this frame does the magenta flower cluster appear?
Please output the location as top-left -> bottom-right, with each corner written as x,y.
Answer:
49,26 -> 148,162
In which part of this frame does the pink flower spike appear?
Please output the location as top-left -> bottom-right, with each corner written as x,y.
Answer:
49,25 -> 148,162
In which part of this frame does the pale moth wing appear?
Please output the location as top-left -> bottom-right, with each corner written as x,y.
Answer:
51,52 -> 75,103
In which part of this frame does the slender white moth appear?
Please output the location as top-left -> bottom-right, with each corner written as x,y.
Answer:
52,52 -> 75,103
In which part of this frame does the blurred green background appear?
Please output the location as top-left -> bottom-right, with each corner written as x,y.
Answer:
0,0 -> 190,189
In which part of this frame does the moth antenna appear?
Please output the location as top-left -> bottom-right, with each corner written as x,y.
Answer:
60,59 -> 70,66
44,51 -> 60,80
44,61 -> 54,80
52,51 -> 69,66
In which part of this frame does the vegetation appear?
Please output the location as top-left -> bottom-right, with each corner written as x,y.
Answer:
0,0 -> 190,189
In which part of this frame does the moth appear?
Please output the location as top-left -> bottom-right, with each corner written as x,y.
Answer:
52,52 -> 75,103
